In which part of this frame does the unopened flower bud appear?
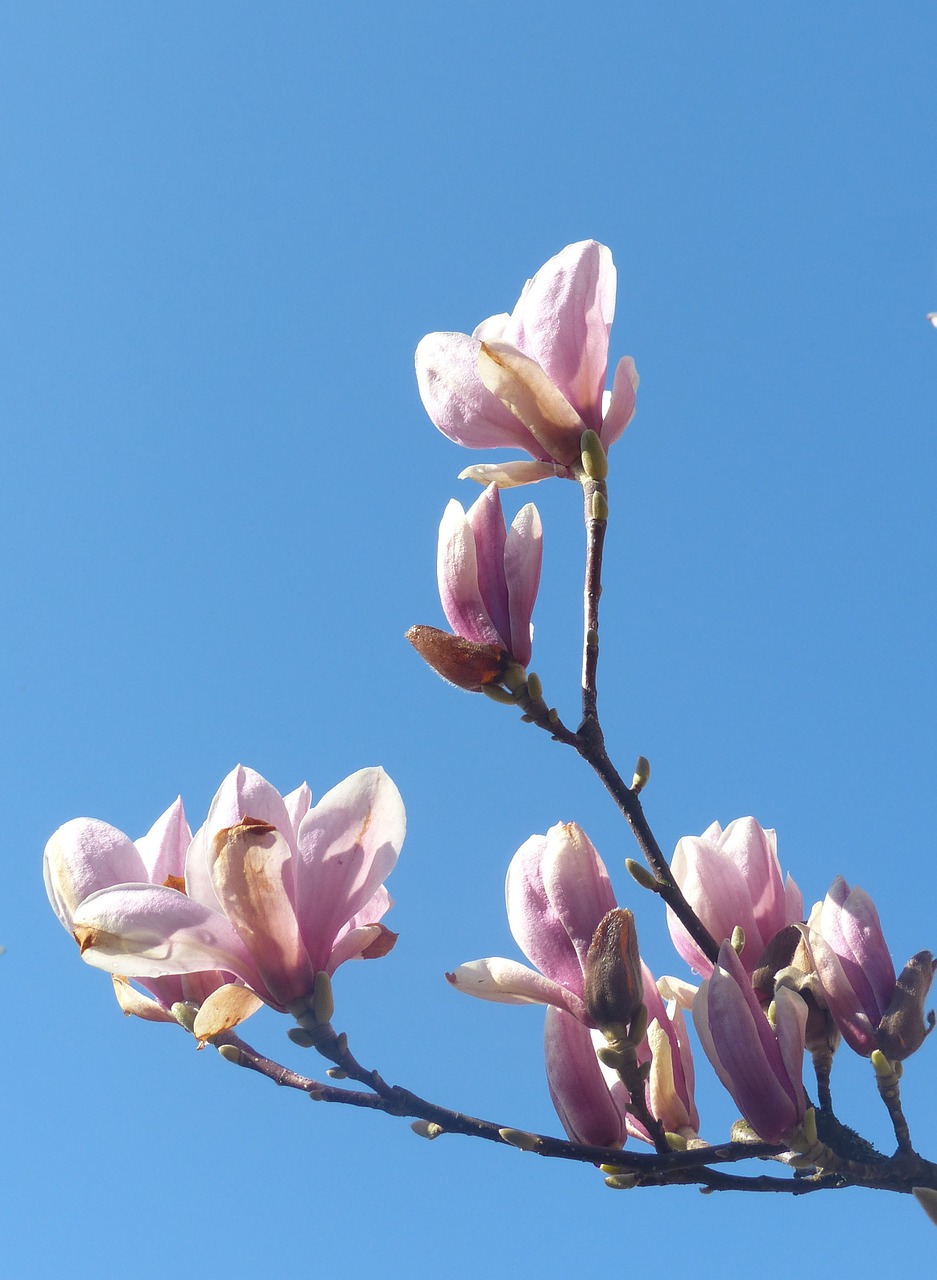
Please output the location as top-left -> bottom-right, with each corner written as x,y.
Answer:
875,950 -> 937,1061
406,625 -> 507,692
584,908 -> 644,1034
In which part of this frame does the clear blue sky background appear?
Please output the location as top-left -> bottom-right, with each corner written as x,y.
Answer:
5,3 -> 937,1275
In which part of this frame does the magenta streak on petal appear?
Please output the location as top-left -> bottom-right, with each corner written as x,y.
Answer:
466,485 -> 511,649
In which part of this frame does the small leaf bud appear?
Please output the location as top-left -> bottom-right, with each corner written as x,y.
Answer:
216,1043 -> 242,1065
580,429 -> 609,480
498,1128 -> 541,1151
625,859 -> 661,893
591,490 -> 609,521
312,971 -> 334,1025
631,756 -> 651,793
411,1121 -> 445,1140
730,925 -> 746,956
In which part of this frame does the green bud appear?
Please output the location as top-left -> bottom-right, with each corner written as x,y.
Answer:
482,683 -> 517,705
580,429 -> 609,480
498,1128 -> 541,1151
411,1121 -> 445,1140
591,490 -> 609,521
631,756 -> 651,793
216,1043 -> 242,1065
288,1027 -> 318,1048
525,672 -> 543,701
312,971 -> 334,1025
625,859 -> 660,893
170,1002 -> 197,1033
604,1174 -> 638,1190
730,925 -> 746,956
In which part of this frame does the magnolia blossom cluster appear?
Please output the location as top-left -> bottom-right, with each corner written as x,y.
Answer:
44,764 -> 405,1039
450,814 -> 935,1150
409,241 -> 634,691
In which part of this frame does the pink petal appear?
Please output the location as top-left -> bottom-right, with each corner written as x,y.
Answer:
415,331 -> 542,453
600,356 -> 639,447
466,485 -> 511,647
72,883 -> 264,990
295,767 -> 404,973
505,241 -> 615,431
283,783 -> 313,838
135,797 -> 192,886
503,503 -> 542,668
544,1006 -> 626,1146
505,833 -> 582,993
436,499 -> 503,648
44,818 -> 148,931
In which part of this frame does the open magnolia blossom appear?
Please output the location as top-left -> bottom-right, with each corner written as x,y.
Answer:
447,821 -> 698,1147
45,764 -> 405,1039
667,817 -> 803,979
416,240 -> 638,487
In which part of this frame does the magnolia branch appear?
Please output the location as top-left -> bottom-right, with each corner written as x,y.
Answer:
211,1027 -> 937,1197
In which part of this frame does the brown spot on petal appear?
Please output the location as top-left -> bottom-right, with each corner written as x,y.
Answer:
73,926 -> 98,955
162,874 -> 186,894
360,925 -> 398,960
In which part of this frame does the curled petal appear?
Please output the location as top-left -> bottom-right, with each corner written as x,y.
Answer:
477,342 -> 585,466
112,975 -> 178,1023
416,331 -> 541,453
445,958 -> 588,1021
600,356 -> 639,447
192,983 -> 264,1042
458,461 -> 567,488
72,883 -> 263,990
44,819 -> 148,932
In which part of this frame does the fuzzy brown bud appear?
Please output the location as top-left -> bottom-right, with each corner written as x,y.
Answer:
584,908 -> 644,1033
876,950 -> 937,1061
406,625 -> 507,692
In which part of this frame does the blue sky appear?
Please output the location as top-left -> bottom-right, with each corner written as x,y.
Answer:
5,3 -> 937,1275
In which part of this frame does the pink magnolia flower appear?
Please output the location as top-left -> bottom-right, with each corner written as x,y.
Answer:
667,817 -> 803,979
44,795 -> 233,1023
53,765 -> 405,1034
693,941 -> 808,1145
438,483 -> 542,668
806,877 -> 936,1060
416,241 -> 638,487
447,822 -> 697,1146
